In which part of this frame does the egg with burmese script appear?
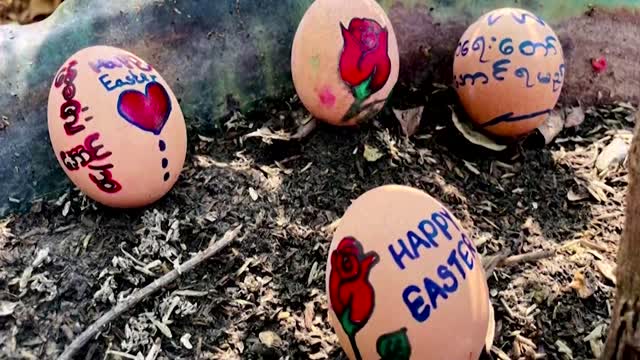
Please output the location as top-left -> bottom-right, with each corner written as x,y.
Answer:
291,0 -> 400,126
326,185 -> 490,360
47,45 -> 187,208
453,8 -> 565,138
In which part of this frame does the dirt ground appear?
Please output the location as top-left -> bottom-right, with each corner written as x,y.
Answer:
0,86 -> 636,359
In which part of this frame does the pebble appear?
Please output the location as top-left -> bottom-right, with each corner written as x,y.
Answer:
596,138 -> 629,171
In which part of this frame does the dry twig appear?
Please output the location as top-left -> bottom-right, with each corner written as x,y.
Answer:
484,238 -> 596,278
501,250 -> 557,267
58,225 -> 243,360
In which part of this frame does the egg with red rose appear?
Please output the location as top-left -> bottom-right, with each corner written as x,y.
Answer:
291,0 -> 400,126
326,185 -> 491,360
47,45 -> 187,208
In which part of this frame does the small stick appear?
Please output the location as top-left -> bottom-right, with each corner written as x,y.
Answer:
501,250 -> 557,267
58,225 -> 243,360
580,239 -> 609,252
499,297 -> 518,320
483,252 -> 510,280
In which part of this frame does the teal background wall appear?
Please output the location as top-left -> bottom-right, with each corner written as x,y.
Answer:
0,0 -> 638,216
380,0 -> 639,19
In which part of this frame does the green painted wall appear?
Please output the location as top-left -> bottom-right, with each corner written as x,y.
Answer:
380,0 -> 638,21
0,0 -> 638,216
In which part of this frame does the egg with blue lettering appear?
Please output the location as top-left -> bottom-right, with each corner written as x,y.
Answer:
291,0 -> 400,126
47,45 -> 187,208
453,8 -> 565,138
326,185 -> 490,360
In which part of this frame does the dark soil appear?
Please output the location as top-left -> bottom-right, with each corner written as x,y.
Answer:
0,93 -> 635,359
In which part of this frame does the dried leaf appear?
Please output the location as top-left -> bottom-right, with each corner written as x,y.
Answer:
463,160 -> 481,175
277,311 -> 291,320
363,144 -> 384,162
393,106 -> 424,137
584,324 -> 606,342
107,350 -> 142,360
596,138 -> 629,171
304,302 -> 315,330
555,340 -> 573,358
595,261 -> 616,284
152,320 -> 173,338
62,201 -> 71,217
0,301 -> 18,316
309,352 -> 328,360
586,182 -> 608,203
450,107 -> 506,152
537,111 -> 564,144
32,247 -> 50,268
590,339 -> 604,358
197,134 -> 215,142
180,333 -> 193,350
569,271 -> 594,299
248,188 -> 259,201
145,338 -> 162,360
492,346 -> 511,360
258,331 -> 282,348
243,127 -> 291,143
19,266 -> 34,291
565,106 -> 585,128
567,189 -> 589,202
307,261 -> 318,286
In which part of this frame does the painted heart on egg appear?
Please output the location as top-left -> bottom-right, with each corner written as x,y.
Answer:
117,81 -> 172,135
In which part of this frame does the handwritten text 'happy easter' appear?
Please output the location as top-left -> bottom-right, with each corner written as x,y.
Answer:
387,208 -> 479,324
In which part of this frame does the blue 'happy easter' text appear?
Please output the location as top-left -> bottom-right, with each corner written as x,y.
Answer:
387,208 -> 479,324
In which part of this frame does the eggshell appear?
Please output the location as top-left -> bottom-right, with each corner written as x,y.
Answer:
453,8 -> 565,138
47,45 -> 187,208
326,185 -> 490,360
291,0 -> 399,126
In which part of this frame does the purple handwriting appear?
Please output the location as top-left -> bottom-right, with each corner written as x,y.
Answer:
54,61 -> 87,136
99,70 -> 158,92
59,132 -> 122,193
54,59 -> 123,194
89,54 -> 153,74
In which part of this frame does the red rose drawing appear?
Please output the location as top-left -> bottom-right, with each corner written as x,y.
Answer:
338,18 -> 392,122
339,18 -> 391,99
329,237 -> 379,360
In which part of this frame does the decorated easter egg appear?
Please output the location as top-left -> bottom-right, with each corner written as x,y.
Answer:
326,185 -> 490,360
47,45 -> 187,208
291,0 -> 399,126
453,8 -> 565,138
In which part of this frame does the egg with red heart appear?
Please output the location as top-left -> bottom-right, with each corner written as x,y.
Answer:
47,45 -> 187,208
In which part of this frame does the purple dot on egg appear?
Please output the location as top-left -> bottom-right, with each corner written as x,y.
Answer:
159,140 -> 166,152
163,172 -> 170,182
162,158 -> 169,168
491,37 -> 497,42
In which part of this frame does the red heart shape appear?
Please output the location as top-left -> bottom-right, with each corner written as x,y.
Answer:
117,81 -> 172,135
